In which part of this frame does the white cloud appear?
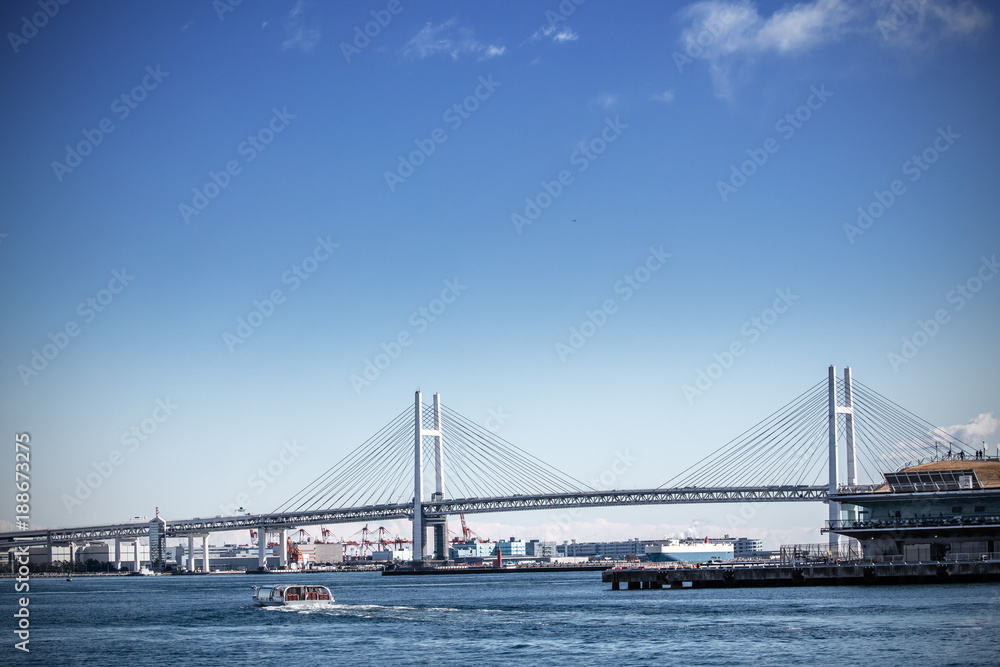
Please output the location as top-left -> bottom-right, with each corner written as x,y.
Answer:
677,0 -> 991,98
282,0 -> 320,52
529,24 -> 579,44
482,44 -> 507,59
553,28 -> 579,42
944,412 -> 999,446
651,89 -> 676,103
402,19 -> 505,60
465,517 -> 817,549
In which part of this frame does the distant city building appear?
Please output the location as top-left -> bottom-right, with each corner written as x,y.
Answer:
148,514 -> 167,567
734,537 -> 764,557
449,540 -> 497,560
313,542 -> 345,565
526,540 -> 557,558
497,538 -> 526,557
21,541 -> 149,568
372,549 -> 411,561
563,538 -> 653,558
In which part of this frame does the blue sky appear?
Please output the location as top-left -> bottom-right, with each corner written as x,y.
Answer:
1,0 -> 998,549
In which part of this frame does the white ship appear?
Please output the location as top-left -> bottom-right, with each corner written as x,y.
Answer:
644,538 -> 734,563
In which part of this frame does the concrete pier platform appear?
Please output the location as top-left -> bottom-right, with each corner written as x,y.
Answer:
603,560 -> 1000,589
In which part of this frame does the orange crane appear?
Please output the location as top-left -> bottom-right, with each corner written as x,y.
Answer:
287,538 -> 301,564
459,514 -> 480,541
376,526 -> 393,550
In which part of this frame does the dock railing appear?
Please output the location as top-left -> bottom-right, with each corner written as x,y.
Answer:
779,542 -> 862,564
825,514 -> 1000,532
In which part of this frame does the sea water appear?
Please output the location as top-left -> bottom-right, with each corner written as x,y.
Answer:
3,572 -> 998,665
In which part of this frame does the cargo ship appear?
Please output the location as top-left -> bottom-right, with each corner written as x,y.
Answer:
644,538 -> 734,563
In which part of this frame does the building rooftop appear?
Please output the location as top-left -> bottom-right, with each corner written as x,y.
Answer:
880,459 -> 1000,490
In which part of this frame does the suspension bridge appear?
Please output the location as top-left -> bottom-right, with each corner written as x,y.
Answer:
2,366 -> 975,568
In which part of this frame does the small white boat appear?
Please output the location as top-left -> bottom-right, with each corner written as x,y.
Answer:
252,584 -> 334,607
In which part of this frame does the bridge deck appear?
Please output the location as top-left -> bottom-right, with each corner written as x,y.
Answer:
0,486 -> 826,547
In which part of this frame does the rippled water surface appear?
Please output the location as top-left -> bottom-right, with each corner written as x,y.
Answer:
5,572 -> 998,665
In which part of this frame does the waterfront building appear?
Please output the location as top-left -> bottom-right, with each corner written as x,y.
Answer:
313,542 -> 345,565
827,459 -> 1000,561
497,538 -> 526,557
526,540 -> 557,558
563,539 -> 653,558
148,513 -> 167,568
734,537 -> 765,557
372,548 -> 412,561
449,540 -> 497,560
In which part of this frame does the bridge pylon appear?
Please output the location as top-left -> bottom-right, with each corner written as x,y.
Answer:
828,365 -> 856,549
413,390 -> 446,563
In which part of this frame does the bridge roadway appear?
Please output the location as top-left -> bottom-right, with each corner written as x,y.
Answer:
0,485 -> 827,548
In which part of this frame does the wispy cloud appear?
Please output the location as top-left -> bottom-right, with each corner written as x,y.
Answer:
553,28 -> 579,42
875,0 -> 992,48
283,0 -> 321,52
677,0 -> 991,97
403,19 -> 506,60
651,89 -> 676,103
529,25 -> 580,44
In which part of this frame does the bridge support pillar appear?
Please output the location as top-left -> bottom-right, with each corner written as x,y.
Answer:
201,534 -> 210,573
132,539 -> 141,572
257,526 -> 267,570
114,538 -> 122,571
828,365 -> 848,551
279,529 -> 287,569
843,367 -> 858,525
187,536 -> 195,572
431,393 -> 447,560
412,390 -> 436,563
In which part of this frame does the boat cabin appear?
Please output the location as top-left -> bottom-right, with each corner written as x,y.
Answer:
252,584 -> 333,606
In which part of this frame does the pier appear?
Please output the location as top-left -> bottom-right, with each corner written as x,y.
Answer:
604,560 -> 1000,590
